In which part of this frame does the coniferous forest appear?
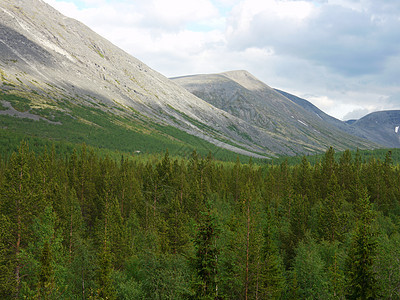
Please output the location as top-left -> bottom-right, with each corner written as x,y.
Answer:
1,143 -> 400,299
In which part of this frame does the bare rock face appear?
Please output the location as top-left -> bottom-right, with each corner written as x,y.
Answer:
172,71 -> 378,154
350,111 -> 400,148
0,0 -> 378,156
276,90 -> 400,148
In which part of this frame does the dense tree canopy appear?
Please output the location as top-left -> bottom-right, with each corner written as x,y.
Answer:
0,143 -> 400,299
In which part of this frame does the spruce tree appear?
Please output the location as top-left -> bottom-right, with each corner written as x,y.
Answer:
338,149 -> 354,193
97,243 -> 116,300
0,142 -> 42,298
345,189 -> 379,299
294,155 -> 315,203
193,201 -> 220,299
0,214 -> 14,297
319,147 -> 337,199
37,241 -> 55,299
259,208 -> 285,299
318,173 -> 347,242
167,195 -> 189,255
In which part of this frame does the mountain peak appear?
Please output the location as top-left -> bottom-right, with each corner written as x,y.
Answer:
219,70 -> 269,91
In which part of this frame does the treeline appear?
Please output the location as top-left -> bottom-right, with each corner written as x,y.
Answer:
0,127 -> 263,164
271,147 -> 400,166
1,143 -> 400,299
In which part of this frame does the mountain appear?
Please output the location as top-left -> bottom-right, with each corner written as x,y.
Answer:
349,111 -> 400,148
0,0 -> 275,159
171,71 -> 377,154
345,120 -> 357,125
0,0 -> 378,158
274,89 -> 354,133
275,90 -> 400,148
273,89 -> 376,140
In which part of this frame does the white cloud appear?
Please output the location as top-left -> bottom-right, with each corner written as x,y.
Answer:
343,108 -> 371,120
43,0 -> 81,16
148,0 -> 219,28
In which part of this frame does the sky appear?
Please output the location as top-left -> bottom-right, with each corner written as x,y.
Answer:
42,0 -> 400,120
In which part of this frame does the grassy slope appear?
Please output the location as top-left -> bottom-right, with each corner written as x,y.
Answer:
0,90 -> 268,163
1,89 -> 397,164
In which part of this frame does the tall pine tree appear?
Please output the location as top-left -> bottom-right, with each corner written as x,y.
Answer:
345,189 -> 379,299
193,200 -> 220,299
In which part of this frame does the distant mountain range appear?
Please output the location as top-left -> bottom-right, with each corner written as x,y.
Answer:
0,0 -> 398,158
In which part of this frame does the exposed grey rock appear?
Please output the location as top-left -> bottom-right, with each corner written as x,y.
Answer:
0,0 -> 380,156
0,100 -> 61,124
350,111 -> 400,148
276,90 -> 400,148
0,0 -> 275,157
172,71 -> 379,154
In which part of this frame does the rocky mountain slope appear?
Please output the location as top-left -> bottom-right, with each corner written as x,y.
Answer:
349,111 -> 400,148
0,0 -> 269,158
276,90 -> 400,148
275,89 -> 355,134
172,71 -> 377,154
0,0 -> 378,157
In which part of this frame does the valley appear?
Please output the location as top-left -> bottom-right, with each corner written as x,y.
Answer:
1,1 -> 400,299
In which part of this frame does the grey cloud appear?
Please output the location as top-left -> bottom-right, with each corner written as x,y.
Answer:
386,93 -> 400,107
227,1 -> 400,77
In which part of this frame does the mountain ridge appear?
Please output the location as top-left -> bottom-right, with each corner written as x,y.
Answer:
172,71 -> 378,153
0,0 -> 382,157
275,89 -> 400,148
0,0 -> 276,158
350,110 -> 400,148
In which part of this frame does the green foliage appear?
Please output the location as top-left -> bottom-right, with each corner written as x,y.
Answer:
0,90 -> 268,163
0,143 -> 399,299
375,231 -> 400,299
0,93 -> 30,112
192,201 -> 220,299
0,214 -> 14,297
292,236 -> 330,299
37,241 -> 55,299
96,244 -> 116,300
272,147 -> 400,166
345,190 -> 379,299
259,209 -> 285,299
126,253 -> 192,299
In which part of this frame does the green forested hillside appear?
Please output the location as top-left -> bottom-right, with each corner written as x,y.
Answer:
0,90 -> 267,162
1,144 -> 400,299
